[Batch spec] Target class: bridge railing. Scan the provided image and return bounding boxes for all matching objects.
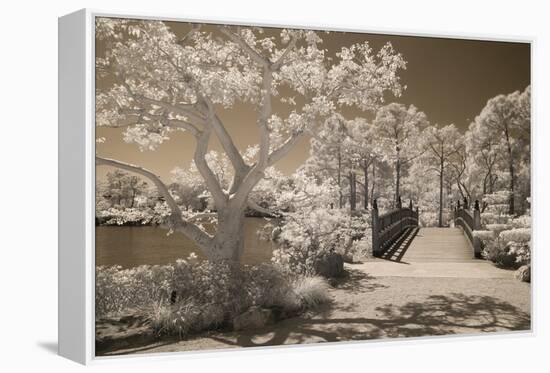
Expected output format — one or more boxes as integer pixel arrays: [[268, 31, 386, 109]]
[[454, 198, 482, 257], [372, 198, 419, 256]]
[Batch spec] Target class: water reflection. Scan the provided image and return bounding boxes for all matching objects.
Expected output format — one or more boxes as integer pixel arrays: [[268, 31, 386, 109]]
[[95, 217, 275, 268]]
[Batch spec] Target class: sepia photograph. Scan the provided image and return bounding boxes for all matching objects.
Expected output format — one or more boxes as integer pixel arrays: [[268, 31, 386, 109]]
[[93, 16, 531, 356]]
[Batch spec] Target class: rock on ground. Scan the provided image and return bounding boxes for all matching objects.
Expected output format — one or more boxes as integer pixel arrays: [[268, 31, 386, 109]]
[[314, 252, 345, 278], [515, 265, 531, 282], [233, 306, 275, 331]]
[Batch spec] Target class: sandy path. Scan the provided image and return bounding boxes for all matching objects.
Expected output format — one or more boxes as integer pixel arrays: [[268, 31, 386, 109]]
[[101, 262, 531, 356]]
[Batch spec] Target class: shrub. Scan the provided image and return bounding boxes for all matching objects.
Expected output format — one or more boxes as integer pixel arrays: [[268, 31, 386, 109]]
[[292, 276, 331, 309], [419, 211, 438, 228], [476, 194, 532, 269], [485, 224, 510, 236], [97, 202, 171, 225], [511, 215, 531, 229], [272, 208, 369, 275], [481, 191, 513, 225], [347, 235, 372, 261], [245, 263, 299, 310], [500, 228, 531, 264], [170, 259, 249, 318], [148, 300, 196, 337], [476, 225, 531, 269], [499, 228, 530, 243], [473, 230, 494, 242], [481, 240, 519, 268], [95, 264, 173, 317]]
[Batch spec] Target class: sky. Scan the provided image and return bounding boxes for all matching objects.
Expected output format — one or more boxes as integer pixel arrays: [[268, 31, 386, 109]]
[[96, 19, 530, 182]]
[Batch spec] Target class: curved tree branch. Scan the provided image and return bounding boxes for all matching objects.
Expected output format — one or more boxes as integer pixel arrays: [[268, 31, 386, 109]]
[[219, 27, 269, 67], [96, 156, 181, 217], [96, 156, 215, 253], [268, 131, 307, 166], [272, 33, 299, 70], [123, 110, 201, 137], [247, 199, 281, 218]]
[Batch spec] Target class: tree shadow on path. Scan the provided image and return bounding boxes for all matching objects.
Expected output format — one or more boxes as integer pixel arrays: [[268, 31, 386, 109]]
[[209, 293, 530, 348], [332, 269, 389, 295]]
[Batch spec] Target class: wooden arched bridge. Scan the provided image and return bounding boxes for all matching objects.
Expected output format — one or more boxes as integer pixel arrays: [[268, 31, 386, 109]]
[[371, 198, 483, 263]]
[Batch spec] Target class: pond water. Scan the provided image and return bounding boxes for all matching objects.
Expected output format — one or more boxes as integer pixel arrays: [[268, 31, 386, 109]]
[[95, 218, 276, 268]]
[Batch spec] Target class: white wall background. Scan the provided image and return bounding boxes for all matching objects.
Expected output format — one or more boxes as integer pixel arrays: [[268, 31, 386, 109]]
[[0, 0, 548, 371]]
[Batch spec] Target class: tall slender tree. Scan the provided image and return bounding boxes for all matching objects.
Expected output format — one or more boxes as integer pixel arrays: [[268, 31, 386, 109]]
[[473, 86, 531, 215], [423, 124, 461, 227], [373, 103, 428, 205]]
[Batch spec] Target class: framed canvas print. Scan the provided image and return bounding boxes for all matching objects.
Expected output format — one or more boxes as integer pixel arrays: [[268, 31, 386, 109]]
[[58, 9, 532, 365]]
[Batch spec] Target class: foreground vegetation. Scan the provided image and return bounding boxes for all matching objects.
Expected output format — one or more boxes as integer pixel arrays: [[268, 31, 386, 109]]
[[96, 257, 331, 338]]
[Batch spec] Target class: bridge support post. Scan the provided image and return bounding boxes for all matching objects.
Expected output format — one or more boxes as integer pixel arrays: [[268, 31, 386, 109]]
[[473, 200, 481, 230], [372, 199, 380, 256], [473, 200, 482, 258]]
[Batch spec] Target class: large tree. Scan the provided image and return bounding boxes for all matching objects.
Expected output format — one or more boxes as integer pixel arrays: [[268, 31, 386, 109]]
[[345, 118, 379, 210], [422, 124, 461, 227], [305, 114, 351, 208], [95, 19, 406, 262], [473, 86, 530, 215], [373, 103, 428, 205], [465, 120, 504, 204]]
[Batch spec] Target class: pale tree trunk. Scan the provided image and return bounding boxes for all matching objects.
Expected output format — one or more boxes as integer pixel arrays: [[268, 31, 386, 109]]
[[371, 161, 376, 205], [363, 160, 369, 210], [395, 145, 401, 205], [337, 149, 343, 208], [439, 159, 444, 227], [504, 127, 515, 215], [349, 171, 357, 211], [395, 157, 401, 205], [210, 206, 246, 261], [129, 188, 136, 208]]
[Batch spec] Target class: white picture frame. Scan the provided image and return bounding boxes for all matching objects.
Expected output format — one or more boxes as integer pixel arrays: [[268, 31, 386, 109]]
[[58, 8, 533, 365]]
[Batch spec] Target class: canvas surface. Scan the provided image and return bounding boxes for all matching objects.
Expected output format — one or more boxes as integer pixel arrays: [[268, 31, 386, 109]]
[[93, 16, 531, 356]]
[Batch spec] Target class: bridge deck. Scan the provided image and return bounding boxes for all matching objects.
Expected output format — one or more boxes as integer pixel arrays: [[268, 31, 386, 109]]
[[401, 227, 474, 262], [371, 227, 513, 278]]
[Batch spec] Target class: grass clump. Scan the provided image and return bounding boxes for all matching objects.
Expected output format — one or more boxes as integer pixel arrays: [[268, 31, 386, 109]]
[[292, 276, 331, 309]]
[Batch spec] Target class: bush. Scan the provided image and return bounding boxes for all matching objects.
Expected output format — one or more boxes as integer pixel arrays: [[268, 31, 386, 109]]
[[500, 228, 531, 264], [481, 191, 513, 226], [481, 240, 519, 268], [97, 202, 171, 225], [473, 230, 494, 242], [419, 211, 438, 228], [475, 225, 531, 269], [485, 224, 511, 236], [272, 208, 369, 275], [477, 194, 531, 269], [347, 236, 372, 261], [245, 263, 299, 311], [292, 276, 331, 309], [95, 264, 173, 317]]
